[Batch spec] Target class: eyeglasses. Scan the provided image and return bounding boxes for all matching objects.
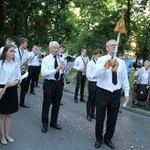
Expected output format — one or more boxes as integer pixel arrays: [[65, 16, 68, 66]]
[[109, 44, 116, 47]]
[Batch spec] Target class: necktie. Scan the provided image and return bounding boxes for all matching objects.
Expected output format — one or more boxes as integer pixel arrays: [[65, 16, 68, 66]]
[[112, 71, 117, 85], [54, 55, 59, 80]]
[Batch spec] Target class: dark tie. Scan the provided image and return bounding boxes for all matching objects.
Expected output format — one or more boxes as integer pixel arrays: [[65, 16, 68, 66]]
[[112, 71, 117, 85], [54, 55, 59, 80]]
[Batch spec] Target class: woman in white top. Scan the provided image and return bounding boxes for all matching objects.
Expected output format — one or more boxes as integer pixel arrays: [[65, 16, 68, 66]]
[[134, 60, 150, 85], [0, 44, 21, 145]]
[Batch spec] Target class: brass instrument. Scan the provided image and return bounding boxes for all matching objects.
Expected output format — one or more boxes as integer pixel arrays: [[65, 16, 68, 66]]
[[57, 54, 70, 84], [20, 52, 35, 75]]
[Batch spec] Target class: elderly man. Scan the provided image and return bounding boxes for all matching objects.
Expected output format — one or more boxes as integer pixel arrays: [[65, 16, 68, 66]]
[[94, 39, 130, 149], [41, 41, 64, 133]]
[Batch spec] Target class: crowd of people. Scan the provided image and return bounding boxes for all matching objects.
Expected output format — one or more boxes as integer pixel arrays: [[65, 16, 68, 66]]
[[0, 37, 150, 149]]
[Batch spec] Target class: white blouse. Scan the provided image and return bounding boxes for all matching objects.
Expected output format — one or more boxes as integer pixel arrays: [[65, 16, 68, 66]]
[[0, 60, 21, 84], [141, 68, 149, 84]]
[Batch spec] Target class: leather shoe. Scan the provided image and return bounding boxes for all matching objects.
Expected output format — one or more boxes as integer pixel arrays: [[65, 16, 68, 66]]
[[60, 102, 63, 106], [74, 99, 78, 103], [86, 116, 92, 121], [50, 124, 62, 130], [30, 92, 36, 95], [91, 115, 96, 119], [20, 104, 29, 108], [41, 126, 48, 133], [104, 140, 115, 149], [80, 98, 86, 102], [95, 140, 102, 148]]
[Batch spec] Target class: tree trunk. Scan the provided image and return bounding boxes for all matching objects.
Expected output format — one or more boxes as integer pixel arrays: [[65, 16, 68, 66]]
[[0, 0, 4, 40]]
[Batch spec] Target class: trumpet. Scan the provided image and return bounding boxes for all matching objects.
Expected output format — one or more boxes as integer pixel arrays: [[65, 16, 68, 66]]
[[57, 54, 70, 84]]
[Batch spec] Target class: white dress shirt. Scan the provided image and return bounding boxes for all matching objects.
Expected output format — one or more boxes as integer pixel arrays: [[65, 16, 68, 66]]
[[14, 48, 29, 66], [73, 56, 89, 71], [0, 60, 21, 84], [41, 54, 63, 80], [0, 47, 4, 55], [95, 54, 130, 96], [28, 51, 40, 66], [86, 59, 97, 82]]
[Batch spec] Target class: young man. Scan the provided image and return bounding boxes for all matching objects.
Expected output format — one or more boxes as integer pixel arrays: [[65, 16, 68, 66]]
[[26, 45, 40, 95], [14, 37, 29, 108], [41, 41, 64, 133], [73, 48, 89, 103], [94, 39, 130, 149], [0, 38, 12, 55], [86, 49, 103, 121]]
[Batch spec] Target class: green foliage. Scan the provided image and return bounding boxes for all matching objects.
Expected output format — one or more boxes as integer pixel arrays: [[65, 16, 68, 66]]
[[0, 0, 150, 61]]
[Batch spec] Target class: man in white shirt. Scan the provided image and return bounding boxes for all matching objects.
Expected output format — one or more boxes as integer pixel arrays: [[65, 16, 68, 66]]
[[26, 45, 40, 95], [14, 37, 29, 108], [86, 49, 103, 121], [94, 39, 130, 149], [0, 38, 12, 55], [73, 48, 89, 103], [41, 41, 64, 133]]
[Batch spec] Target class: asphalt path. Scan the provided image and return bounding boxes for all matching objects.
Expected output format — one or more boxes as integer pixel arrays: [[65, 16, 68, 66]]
[[0, 85, 150, 150]]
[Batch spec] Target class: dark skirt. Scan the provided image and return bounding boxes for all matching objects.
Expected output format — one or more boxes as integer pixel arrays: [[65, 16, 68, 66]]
[[0, 84, 18, 114]]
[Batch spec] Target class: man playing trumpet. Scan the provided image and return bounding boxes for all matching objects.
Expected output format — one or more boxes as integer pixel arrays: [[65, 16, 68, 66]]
[[94, 39, 130, 149], [41, 41, 64, 133]]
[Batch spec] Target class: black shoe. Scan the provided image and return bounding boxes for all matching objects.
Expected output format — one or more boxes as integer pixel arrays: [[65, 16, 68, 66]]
[[104, 140, 115, 149], [80, 99, 86, 102], [95, 140, 102, 148], [50, 124, 62, 130], [30, 92, 36, 95], [119, 110, 122, 113], [86, 116, 92, 122], [91, 115, 96, 119], [74, 99, 78, 103], [41, 126, 48, 133], [20, 104, 29, 108], [60, 102, 63, 106]]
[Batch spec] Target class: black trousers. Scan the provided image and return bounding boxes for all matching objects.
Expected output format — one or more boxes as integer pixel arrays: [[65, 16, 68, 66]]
[[35, 65, 41, 86], [74, 71, 86, 100], [26, 66, 39, 93], [41, 78, 64, 126], [95, 87, 121, 142], [86, 81, 97, 117], [20, 77, 27, 105]]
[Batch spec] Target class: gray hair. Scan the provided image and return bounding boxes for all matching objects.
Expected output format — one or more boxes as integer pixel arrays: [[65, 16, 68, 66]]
[[49, 41, 59, 49], [144, 60, 150, 66], [106, 39, 116, 50]]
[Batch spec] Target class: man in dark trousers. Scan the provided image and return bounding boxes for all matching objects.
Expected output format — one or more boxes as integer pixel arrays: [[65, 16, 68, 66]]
[[41, 41, 64, 133], [14, 37, 29, 108], [26, 45, 40, 95], [86, 49, 103, 121], [94, 39, 130, 149], [73, 48, 89, 103]]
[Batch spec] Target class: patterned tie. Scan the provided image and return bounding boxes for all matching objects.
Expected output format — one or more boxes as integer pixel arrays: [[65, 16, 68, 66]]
[[54, 55, 59, 80]]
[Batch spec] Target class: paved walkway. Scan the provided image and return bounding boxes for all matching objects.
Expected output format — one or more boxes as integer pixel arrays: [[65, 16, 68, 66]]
[[0, 83, 150, 150]]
